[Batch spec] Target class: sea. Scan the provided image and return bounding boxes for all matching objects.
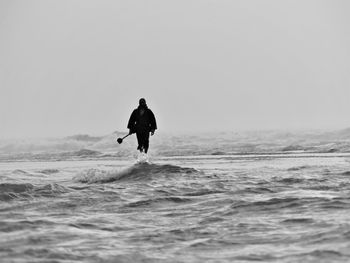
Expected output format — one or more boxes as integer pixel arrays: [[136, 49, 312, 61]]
[[1, 130, 350, 262]]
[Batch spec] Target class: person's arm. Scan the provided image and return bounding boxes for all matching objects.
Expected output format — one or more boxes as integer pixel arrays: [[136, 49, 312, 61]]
[[127, 110, 136, 134], [149, 109, 157, 135]]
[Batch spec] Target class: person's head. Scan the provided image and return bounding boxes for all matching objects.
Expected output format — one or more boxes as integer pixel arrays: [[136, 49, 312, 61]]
[[139, 98, 147, 107]]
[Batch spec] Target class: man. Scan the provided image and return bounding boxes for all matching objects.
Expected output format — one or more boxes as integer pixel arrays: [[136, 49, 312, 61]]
[[127, 98, 157, 153]]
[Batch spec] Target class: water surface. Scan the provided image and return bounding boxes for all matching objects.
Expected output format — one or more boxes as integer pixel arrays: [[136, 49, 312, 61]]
[[1, 154, 350, 262]]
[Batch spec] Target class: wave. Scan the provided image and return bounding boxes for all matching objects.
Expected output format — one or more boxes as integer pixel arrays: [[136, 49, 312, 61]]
[[319, 197, 350, 209], [211, 151, 228, 155], [0, 219, 56, 233], [11, 169, 52, 178], [73, 149, 101, 157], [229, 197, 333, 213], [276, 177, 305, 184], [33, 183, 69, 197], [281, 218, 314, 224], [12, 169, 30, 175], [281, 144, 309, 152], [239, 187, 276, 194], [279, 249, 345, 262], [123, 196, 192, 208], [38, 169, 60, 175], [225, 196, 350, 215], [0, 183, 34, 193], [0, 183, 34, 201], [0, 183, 69, 201], [305, 185, 335, 191], [73, 163, 198, 184], [183, 189, 224, 196], [287, 165, 312, 171], [232, 197, 303, 210]]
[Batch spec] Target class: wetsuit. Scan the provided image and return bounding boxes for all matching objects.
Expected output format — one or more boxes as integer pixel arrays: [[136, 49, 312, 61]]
[[127, 105, 157, 153]]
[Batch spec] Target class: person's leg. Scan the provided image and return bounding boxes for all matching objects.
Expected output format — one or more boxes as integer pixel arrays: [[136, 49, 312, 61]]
[[143, 132, 150, 153], [136, 133, 143, 152], [137, 131, 149, 153]]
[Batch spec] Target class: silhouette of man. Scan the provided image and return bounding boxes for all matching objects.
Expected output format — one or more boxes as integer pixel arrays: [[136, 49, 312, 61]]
[[127, 98, 157, 153]]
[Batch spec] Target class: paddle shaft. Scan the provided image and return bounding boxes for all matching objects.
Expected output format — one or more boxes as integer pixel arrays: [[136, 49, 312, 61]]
[[122, 134, 130, 140]]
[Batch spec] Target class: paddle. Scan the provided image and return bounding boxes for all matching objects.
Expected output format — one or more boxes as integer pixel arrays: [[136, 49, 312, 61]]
[[117, 133, 131, 144]]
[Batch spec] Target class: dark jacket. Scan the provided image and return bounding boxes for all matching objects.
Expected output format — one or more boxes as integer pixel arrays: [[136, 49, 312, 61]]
[[127, 106, 157, 134]]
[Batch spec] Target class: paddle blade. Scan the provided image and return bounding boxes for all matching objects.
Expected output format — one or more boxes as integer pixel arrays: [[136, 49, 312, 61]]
[[117, 138, 123, 144]]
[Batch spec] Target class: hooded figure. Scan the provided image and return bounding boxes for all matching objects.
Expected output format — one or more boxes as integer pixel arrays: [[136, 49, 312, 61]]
[[127, 98, 157, 153]]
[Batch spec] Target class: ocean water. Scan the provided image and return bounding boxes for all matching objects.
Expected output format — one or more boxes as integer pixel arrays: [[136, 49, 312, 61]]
[[1, 152, 350, 262]]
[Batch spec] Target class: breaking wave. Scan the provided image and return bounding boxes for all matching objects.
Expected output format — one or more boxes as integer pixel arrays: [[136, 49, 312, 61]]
[[73, 163, 198, 184]]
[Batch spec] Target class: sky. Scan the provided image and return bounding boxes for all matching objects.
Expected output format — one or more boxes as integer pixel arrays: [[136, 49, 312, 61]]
[[0, 0, 350, 138]]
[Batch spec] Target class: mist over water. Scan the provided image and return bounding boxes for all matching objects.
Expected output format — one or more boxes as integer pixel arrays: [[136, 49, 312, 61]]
[[1, 131, 350, 262], [1, 128, 350, 161]]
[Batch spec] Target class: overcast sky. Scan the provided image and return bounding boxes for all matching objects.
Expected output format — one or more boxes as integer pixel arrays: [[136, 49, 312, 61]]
[[1, 0, 349, 138]]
